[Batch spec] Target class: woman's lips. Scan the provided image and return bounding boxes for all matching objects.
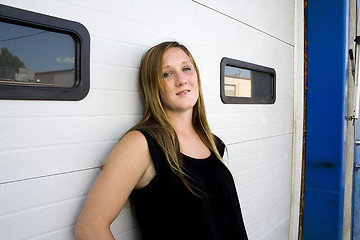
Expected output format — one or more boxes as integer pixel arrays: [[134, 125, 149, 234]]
[[176, 89, 190, 95]]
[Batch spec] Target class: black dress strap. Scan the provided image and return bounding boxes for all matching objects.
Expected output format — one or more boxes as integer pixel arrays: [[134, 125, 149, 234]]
[[137, 129, 167, 176], [214, 134, 225, 157]]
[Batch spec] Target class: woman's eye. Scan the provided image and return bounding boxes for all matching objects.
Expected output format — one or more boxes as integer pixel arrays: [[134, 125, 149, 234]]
[[183, 67, 191, 72], [163, 72, 171, 78]]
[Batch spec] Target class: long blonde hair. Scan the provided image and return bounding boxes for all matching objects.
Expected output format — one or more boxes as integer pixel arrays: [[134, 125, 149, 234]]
[[130, 41, 222, 195]]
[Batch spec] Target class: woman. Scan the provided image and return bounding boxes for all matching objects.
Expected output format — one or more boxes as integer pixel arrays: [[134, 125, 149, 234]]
[[75, 41, 248, 240]]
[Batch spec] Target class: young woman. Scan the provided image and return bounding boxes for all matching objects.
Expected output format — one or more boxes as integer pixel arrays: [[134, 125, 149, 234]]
[[75, 41, 248, 240]]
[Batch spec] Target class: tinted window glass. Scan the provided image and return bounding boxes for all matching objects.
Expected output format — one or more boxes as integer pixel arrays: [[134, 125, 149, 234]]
[[224, 65, 251, 98], [0, 3, 90, 101], [0, 21, 75, 88], [221, 58, 276, 104]]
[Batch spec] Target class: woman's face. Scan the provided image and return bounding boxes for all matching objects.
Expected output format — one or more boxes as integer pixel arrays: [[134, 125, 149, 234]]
[[160, 47, 199, 114]]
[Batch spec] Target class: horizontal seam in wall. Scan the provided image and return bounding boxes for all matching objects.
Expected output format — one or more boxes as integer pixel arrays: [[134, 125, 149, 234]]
[[208, 109, 296, 114], [0, 167, 100, 186], [0, 195, 86, 220], [91, 35, 148, 49], [90, 59, 139, 69], [237, 165, 290, 194], [26, 225, 75, 240], [240, 177, 291, 204], [243, 186, 291, 217], [91, 61, 139, 70], [0, 139, 119, 153], [229, 143, 292, 163], [226, 132, 292, 145], [232, 154, 290, 178], [249, 210, 291, 238], [0, 113, 142, 121], [88, 88, 139, 92], [217, 123, 293, 131], [191, 0, 294, 47], [264, 215, 291, 237]]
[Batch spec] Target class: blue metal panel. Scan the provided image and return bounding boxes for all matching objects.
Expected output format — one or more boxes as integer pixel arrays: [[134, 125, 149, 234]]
[[304, 0, 349, 239], [353, 2, 360, 238]]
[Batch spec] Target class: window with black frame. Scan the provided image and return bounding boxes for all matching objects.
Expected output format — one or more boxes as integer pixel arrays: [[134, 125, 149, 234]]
[[0, 4, 90, 100], [220, 57, 276, 104]]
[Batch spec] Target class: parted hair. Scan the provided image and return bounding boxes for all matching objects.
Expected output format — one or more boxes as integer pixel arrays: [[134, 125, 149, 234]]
[[130, 41, 223, 195]]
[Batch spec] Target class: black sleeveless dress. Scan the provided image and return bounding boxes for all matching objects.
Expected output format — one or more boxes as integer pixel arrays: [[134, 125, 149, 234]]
[[131, 130, 248, 240]]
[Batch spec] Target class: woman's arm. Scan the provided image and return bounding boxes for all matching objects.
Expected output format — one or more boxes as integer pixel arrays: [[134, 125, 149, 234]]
[[74, 130, 152, 239]]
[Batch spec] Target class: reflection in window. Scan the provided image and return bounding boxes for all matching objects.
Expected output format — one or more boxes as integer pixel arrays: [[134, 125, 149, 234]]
[[221, 58, 276, 104], [224, 65, 251, 98], [0, 21, 75, 88]]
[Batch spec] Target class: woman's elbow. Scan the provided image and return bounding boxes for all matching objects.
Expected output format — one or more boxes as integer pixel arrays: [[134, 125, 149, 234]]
[[74, 222, 87, 240], [74, 221, 97, 240], [74, 221, 113, 240]]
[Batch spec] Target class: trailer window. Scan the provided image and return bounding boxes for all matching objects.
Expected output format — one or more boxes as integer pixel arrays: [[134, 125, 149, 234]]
[[0, 4, 90, 100], [220, 58, 276, 104]]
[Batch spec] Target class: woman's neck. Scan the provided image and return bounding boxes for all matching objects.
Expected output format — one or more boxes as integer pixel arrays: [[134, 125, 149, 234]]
[[165, 108, 194, 134], [166, 108, 210, 158]]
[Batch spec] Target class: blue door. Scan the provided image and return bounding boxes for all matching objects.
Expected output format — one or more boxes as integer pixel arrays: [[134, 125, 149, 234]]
[[302, 1, 348, 238], [353, 2, 360, 238]]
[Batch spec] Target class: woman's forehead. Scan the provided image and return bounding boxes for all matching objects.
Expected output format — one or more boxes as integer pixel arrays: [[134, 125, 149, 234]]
[[162, 48, 192, 67]]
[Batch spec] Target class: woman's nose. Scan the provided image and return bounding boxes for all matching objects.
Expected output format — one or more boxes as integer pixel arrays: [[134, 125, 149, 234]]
[[175, 71, 187, 86]]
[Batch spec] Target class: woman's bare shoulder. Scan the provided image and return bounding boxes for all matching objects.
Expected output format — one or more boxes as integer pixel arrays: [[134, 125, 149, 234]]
[[117, 130, 147, 151], [102, 130, 150, 169], [121, 130, 147, 144]]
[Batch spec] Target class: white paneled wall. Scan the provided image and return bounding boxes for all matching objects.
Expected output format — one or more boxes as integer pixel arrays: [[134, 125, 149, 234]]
[[0, 0, 301, 239]]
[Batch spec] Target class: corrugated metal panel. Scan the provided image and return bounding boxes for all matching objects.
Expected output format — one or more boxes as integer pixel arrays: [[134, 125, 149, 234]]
[[0, 0, 299, 239]]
